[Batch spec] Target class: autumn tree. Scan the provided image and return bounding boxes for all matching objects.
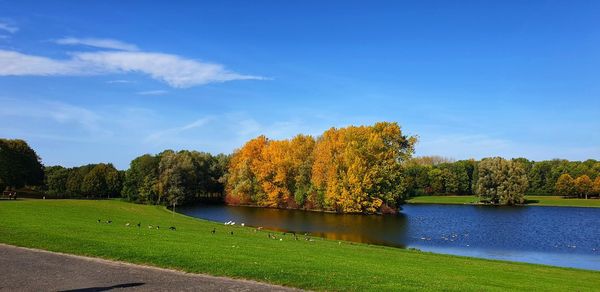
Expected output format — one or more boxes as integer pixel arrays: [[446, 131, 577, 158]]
[[226, 122, 415, 214], [476, 157, 528, 205], [593, 176, 600, 197], [226, 136, 269, 205], [555, 173, 575, 197], [574, 175, 593, 199]]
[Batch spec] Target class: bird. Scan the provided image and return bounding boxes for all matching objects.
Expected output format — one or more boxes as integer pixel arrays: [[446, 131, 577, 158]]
[[97, 219, 101, 223], [107, 220, 112, 224], [136, 222, 141, 228], [125, 223, 130, 227], [230, 231, 234, 235], [241, 223, 245, 227], [169, 226, 176, 231], [156, 226, 160, 230], [148, 225, 153, 229], [211, 228, 216, 234]]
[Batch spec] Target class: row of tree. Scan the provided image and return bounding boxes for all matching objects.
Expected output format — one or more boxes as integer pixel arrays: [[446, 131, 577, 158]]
[[121, 150, 228, 205], [225, 122, 417, 213], [403, 157, 600, 197], [41, 151, 228, 206], [2, 132, 598, 212], [555, 174, 600, 199], [45, 164, 122, 198]]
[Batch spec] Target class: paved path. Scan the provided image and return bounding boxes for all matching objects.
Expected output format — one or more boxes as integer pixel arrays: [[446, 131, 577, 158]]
[[0, 244, 300, 291]]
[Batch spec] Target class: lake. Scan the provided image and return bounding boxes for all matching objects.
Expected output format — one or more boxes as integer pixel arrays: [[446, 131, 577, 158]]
[[179, 203, 600, 270]]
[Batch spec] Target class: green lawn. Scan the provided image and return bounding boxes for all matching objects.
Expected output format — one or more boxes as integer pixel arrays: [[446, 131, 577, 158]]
[[1, 200, 599, 291], [406, 195, 600, 208]]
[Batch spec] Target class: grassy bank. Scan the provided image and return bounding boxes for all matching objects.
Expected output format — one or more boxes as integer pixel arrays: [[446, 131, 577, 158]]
[[0, 200, 599, 291], [406, 195, 600, 208]]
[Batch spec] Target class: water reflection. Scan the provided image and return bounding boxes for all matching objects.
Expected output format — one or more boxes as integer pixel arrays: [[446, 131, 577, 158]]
[[179, 204, 600, 270], [180, 204, 409, 247]]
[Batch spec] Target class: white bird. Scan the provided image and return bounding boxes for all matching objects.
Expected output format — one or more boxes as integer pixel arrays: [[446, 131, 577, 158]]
[[241, 223, 245, 227]]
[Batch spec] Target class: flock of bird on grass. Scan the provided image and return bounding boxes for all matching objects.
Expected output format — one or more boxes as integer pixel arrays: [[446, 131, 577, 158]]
[[95, 218, 316, 241], [97, 219, 176, 230]]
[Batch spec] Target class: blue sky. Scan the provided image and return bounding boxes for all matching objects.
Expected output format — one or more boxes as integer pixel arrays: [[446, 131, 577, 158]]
[[1, 1, 599, 169]]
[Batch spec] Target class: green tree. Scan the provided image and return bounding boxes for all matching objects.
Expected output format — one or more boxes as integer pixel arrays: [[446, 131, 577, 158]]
[[476, 157, 528, 205], [44, 166, 69, 197], [123, 154, 159, 203], [81, 163, 121, 198], [0, 139, 44, 190]]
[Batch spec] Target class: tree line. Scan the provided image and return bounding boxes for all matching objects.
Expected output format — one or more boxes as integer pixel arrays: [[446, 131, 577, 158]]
[[45, 150, 228, 206], [2, 129, 599, 213], [403, 156, 600, 198]]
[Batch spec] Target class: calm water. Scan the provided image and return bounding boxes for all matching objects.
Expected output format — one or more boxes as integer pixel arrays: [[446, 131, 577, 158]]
[[179, 204, 600, 270]]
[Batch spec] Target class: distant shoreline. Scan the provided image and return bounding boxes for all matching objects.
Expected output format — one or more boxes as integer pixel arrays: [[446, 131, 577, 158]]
[[406, 195, 600, 208]]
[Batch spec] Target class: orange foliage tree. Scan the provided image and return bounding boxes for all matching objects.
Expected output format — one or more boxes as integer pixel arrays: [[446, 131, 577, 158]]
[[226, 122, 416, 214]]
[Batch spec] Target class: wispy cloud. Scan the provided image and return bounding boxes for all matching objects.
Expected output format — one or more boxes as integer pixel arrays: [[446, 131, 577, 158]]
[[107, 79, 135, 84], [145, 117, 215, 142], [0, 98, 106, 135], [137, 90, 168, 95], [0, 39, 265, 88], [55, 37, 139, 51], [0, 50, 85, 75], [0, 21, 18, 34]]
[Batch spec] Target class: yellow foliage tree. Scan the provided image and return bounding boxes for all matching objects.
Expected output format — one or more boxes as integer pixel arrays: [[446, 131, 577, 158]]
[[574, 175, 593, 199], [226, 122, 416, 214]]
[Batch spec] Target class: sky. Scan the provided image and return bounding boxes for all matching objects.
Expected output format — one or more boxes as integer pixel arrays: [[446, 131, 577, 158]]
[[0, 0, 599, 169]]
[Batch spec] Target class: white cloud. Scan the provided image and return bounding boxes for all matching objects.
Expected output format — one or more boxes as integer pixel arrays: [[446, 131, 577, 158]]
[[107, 79, 134, 84], [0, 21, 18, 34], [0, 45, 264, 88], [137, 90, 168, 95], [73, 51, 264, 88], [55, 37, 139, 51], [0, 50, 84, 75]]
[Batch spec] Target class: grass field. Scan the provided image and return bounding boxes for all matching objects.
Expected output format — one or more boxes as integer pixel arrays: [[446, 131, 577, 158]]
[[406, 195, 600, 208], [1, 200, 599, 291]]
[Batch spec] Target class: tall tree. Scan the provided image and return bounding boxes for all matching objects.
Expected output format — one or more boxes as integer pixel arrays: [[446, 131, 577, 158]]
[[555, 174, 575, 197], [593, 176, 600, 197], [81, 163, 121, 198], [476, 157, 528, 205], [574, 175, 593, 199], [44, 166, 69, 197], [0, 139, 44, 190]]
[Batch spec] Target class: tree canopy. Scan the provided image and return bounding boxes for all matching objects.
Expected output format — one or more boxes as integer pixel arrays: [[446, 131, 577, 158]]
[[475, 157, 528, 205], [0, 139, 44, 190], [226, 122, 416, 213]]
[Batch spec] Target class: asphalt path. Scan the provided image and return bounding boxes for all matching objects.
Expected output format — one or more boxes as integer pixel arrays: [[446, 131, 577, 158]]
[[0, 244, 300, 291]]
